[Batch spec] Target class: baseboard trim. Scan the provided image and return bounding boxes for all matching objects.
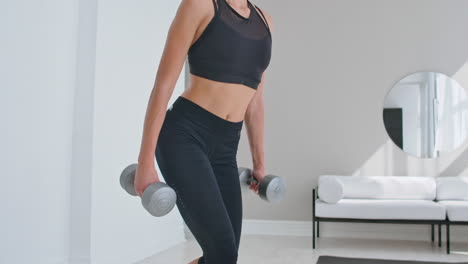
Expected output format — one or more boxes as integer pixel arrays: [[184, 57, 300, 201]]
[[241, 219, 468, 243], [184, 218, 468, 242]]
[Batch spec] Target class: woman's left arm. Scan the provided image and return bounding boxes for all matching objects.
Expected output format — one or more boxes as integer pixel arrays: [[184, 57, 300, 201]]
[[243, 8, 274, 193], [244, 72, 267, 192]]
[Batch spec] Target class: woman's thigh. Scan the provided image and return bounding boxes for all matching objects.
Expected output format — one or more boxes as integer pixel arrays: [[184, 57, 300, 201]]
[[155, 119, 237, 256], [211, 163, 243, 250]]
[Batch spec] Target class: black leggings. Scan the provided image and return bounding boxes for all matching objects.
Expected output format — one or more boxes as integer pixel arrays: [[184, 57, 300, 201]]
[[155, 96, 243, 264]]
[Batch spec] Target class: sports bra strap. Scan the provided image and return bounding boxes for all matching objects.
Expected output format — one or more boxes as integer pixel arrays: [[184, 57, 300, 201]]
[[254, 4, 269, 30], [212, 0, 219, 14]]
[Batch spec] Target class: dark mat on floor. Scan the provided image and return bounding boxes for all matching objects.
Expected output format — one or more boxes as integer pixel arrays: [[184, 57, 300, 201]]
[[317, 255, 468, 264]]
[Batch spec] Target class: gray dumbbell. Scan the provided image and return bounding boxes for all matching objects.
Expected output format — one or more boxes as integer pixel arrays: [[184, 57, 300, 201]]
[[238, 167, 286, 203], [120, 163, 177, 217]]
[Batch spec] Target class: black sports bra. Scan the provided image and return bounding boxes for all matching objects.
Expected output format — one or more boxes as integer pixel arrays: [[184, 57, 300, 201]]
[[187, 0, 272, 90]]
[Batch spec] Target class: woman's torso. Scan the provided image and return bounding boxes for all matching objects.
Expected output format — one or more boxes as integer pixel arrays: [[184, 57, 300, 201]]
[[181, 0, 271, 123], [181, 75, 255, 122]]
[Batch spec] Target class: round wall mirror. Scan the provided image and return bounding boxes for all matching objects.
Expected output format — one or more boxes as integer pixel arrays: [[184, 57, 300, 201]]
[[382, 71, 468, 159]]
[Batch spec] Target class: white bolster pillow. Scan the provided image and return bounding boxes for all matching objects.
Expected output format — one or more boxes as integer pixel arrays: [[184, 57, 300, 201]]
[[437, 176, 468, 200], [318, 175, 436, 200], [318, 176, 344, 204]]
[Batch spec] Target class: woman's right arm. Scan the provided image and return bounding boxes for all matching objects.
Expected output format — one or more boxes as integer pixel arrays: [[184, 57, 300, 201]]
[[134, 0, 210, 196]]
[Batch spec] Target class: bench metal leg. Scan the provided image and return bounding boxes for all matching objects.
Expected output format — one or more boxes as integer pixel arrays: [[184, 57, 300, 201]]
[[312, 189, 316, 249], [317, 220, 320, 238], [312, 218, 315, 249], [431, 224, 434, 242], [438, 223, 442, 247], [446, 222, 450, 254]]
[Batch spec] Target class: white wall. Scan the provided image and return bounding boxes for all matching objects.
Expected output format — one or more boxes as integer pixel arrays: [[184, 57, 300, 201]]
[[2, 0, 186, 263], [239, 0, 468, 223], [88, 0, 186, 263], [1, 0, 78, 263], [69, 0, 96, 262]]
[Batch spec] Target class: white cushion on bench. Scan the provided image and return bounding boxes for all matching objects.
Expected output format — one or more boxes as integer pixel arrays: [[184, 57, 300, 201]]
[[319, 175, 436, 200], [436, 176, 468, 201], [316, 199, 446, 220], [438, 201, 468, 221]]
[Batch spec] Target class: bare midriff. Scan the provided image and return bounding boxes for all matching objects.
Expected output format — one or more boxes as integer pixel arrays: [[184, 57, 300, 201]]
[[180, 73, 257, 123]]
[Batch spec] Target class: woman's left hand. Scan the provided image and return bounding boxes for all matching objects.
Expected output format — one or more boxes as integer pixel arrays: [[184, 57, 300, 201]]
[[249, 168, 266, 194]]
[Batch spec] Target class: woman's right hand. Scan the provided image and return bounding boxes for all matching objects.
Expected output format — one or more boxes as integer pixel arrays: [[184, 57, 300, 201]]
[[134, 163, 159, 197]]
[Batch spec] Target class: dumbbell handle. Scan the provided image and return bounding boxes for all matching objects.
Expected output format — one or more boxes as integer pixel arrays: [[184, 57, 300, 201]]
[[246, 175, 259, 185], [240, 167, 272, 187]]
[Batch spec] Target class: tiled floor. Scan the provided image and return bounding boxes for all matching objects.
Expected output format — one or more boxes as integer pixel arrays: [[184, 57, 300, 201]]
[[137, 235, 468, 264]]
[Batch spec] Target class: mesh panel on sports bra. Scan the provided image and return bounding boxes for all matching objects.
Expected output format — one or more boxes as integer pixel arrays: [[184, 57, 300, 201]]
[[216, 0, 270, 40], [187, 0, 272, 89]]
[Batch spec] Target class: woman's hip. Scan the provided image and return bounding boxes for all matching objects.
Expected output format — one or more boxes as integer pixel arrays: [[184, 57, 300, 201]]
[[160, 96, 243, 150]]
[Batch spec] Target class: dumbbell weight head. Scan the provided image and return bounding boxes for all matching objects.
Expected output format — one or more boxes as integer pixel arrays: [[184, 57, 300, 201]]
[[120, 163, 177, 217], [141, 182, 177, 217], [258, 174, 286, 203], [238, 167, 286, 203], [120, 163, 138, 196], [238, 167, 253, 190]]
